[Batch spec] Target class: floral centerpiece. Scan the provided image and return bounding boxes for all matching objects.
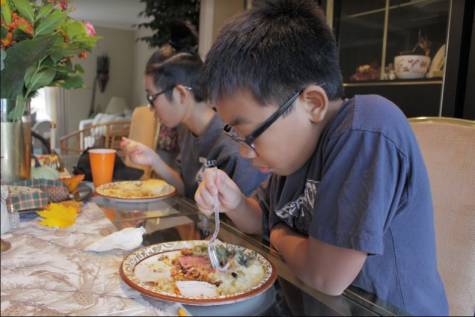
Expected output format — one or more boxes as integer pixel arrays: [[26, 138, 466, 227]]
[[1, 0, 101, 121]]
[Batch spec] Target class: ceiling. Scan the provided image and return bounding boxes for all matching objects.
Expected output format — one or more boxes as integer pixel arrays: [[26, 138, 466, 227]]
[[69, 0, 150, 31]]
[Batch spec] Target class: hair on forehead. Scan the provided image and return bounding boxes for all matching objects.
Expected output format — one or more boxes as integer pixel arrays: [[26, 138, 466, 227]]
[[200, 0, 344, 108]]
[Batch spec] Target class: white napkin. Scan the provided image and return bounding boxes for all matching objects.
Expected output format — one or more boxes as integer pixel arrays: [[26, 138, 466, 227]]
[[85, 227, 146, 252]]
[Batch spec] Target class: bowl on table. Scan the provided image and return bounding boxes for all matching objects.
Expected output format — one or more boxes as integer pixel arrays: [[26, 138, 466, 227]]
[[394, 55, 431, 79]]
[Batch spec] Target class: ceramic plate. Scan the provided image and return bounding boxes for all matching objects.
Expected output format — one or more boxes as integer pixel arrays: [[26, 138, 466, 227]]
[[120, 240, 277, 306], [95, 180, 177, 203]]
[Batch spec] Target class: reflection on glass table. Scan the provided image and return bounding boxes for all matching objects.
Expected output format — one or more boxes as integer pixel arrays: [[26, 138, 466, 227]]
[[91, 194, 409, 316]]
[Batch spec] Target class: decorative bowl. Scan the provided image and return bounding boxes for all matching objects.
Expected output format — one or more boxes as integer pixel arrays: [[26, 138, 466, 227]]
[[394, 55, 431, 79]]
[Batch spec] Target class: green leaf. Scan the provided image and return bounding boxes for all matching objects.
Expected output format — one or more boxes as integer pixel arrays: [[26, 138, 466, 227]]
[[1, 24, 8, 40], [63, 19, 86, 39], [11, 26, 33, 42], [43, 64, 76, 74], [12, 0, 35, 25], [24, 65, 36, 87], [51, 42, 85, 58], [35, 9, 67, 36], [53, 75, 84, 90], [2, 3, 12, 26], [74, 63, 84, 74], [36, 3, 55, 20], [27, 68, 56, 93], [0, 33, 59, 98], [70, 35, 102, 51]]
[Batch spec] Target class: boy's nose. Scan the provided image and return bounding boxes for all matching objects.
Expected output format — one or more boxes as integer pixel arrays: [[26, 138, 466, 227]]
[[238, 143, 257, 159]]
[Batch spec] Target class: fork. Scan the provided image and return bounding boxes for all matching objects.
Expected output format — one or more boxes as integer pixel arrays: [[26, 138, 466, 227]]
[[208, 168, 221, 269]]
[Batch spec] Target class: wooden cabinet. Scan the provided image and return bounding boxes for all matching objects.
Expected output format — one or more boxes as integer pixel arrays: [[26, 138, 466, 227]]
[[322, 0, 474, 119]]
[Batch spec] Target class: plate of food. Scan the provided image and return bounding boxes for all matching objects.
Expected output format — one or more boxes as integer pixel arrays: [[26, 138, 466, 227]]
[[120, 240, 277, 306], [95, 179, 177, 203]]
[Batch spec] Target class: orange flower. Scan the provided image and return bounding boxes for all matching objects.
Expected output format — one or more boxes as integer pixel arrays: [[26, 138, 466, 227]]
[[10, 17, 33, 35], [1, 32, 13, 49], [77, 51, 87, 59]]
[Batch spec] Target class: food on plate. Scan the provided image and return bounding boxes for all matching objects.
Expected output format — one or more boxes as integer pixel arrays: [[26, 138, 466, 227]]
[[141, 179, 172, 196], [133, 244, 266, 298], [58, 174, 85, 192], [96, 180, 175, 199]]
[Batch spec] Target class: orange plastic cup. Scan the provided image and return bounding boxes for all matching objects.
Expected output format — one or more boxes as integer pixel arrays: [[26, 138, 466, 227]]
[[89, 149, 116, 189]]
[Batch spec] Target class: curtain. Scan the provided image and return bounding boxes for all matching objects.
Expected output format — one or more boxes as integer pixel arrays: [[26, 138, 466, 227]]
[[45, 87, 69, 139]]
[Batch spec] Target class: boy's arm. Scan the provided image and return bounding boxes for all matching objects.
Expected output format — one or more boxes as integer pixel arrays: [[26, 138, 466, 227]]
[[223, 196, 263, 234], [195, 169, 263, 234], [150, 157, 185, 195], [271, 223, 367, 296]]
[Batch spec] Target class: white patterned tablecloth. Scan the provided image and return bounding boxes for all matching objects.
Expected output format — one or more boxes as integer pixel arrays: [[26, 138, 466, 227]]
[[0, 202, 185, 316]]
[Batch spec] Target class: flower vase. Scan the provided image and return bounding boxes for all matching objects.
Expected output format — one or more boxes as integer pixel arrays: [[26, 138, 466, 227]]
[[0, 98, 32, 184]]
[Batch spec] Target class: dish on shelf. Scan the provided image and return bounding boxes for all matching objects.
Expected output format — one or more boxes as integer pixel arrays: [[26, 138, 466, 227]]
[[120, 240, 277, 305], [394, 55, 431, 79], [428, 44, 445, 78], [95, 180, 177, 203]]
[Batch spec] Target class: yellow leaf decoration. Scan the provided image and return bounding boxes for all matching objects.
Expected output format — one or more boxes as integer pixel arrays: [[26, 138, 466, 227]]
[[37, 203, 79, 229], [44, 200, 83, 213]]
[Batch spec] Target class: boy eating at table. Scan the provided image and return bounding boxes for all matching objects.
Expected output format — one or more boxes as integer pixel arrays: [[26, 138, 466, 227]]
[[194, 0, 448, 315]]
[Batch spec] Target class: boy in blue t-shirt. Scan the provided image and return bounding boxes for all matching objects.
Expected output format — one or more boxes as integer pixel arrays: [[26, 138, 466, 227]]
[[194, 0, 448, 315]]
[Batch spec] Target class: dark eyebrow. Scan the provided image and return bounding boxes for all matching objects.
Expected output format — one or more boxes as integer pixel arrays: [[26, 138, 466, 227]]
[[228, 116, 253, 127]]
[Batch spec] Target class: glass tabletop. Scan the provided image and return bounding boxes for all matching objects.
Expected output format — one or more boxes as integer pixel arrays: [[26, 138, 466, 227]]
[[90, 193, 409, 316]]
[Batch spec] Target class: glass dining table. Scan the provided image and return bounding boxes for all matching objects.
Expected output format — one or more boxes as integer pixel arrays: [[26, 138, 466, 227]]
[[90, 191, 409, 316], [2, 155, 409, 316]]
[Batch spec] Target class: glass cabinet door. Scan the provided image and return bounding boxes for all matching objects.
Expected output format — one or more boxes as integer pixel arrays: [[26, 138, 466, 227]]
[[333, 0, 451, 118]]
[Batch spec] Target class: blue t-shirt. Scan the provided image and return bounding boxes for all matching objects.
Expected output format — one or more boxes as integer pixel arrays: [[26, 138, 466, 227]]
[[254, 95, 448, 316]]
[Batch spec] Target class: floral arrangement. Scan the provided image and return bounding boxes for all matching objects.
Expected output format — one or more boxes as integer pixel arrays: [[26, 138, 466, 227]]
[[1, 0, 101, 121]]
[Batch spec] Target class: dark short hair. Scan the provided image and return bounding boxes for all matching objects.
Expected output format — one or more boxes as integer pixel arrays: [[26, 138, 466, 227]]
[[200, 0, 344, 109], [145, 20, 204, 102]]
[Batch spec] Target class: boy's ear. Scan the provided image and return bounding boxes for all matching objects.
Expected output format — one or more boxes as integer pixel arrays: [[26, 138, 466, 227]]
[[176, 85, 190, 103], [302, 85, 328, 123]]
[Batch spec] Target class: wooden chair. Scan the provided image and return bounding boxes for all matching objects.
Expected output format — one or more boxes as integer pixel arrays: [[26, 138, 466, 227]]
[[408, 117, 475, 316], [60, 120, 131, 159], [124, 106, 160, 179]]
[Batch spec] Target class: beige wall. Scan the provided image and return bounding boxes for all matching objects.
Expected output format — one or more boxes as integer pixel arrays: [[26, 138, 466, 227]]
[[133, 27, 157, 109], [67, 26, 135, 135]]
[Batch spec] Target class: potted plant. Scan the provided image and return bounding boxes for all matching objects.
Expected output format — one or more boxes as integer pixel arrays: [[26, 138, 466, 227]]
[[1, 0, 101, 183]]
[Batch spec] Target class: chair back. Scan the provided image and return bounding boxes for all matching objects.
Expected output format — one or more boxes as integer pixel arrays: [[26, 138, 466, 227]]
[[125, 106, 160, 179], [408, 117, 475, 316]]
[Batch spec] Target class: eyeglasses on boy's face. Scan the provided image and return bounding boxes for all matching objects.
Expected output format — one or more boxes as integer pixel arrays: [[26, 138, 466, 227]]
[[147, 86, 192, 109], [223, 83, 325, 153]]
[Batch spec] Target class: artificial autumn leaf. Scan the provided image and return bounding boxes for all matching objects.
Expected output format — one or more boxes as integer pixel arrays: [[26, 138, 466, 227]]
[[57, 174, 85, 192], [44, 200, 83, 213], [37, 203, 78, 229]]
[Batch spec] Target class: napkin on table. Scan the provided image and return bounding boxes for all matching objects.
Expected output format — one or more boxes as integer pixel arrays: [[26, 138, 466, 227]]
[[85, 227, 146, 252]]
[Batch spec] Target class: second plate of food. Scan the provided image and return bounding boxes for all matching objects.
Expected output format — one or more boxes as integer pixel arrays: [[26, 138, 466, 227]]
[[95, 179, 177, 203], [120, 240, 277, 305]]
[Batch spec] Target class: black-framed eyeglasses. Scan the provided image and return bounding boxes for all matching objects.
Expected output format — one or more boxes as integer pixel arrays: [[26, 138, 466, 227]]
[[223, 83, 325, 152], [147, 86, 192, 108]]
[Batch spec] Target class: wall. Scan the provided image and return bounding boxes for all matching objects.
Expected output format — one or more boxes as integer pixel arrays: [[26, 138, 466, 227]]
[[67, 26, 135, 135], [132, 27, 157, 109]]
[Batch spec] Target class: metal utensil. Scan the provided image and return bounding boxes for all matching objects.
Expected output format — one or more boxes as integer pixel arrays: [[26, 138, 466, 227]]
[[208, 168, 221, 269], [1, 238, 11, 253]]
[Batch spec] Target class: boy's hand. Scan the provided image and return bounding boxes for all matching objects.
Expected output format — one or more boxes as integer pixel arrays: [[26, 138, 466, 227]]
[[120, 137, 157, 166], [195, 168, 244, 216]]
